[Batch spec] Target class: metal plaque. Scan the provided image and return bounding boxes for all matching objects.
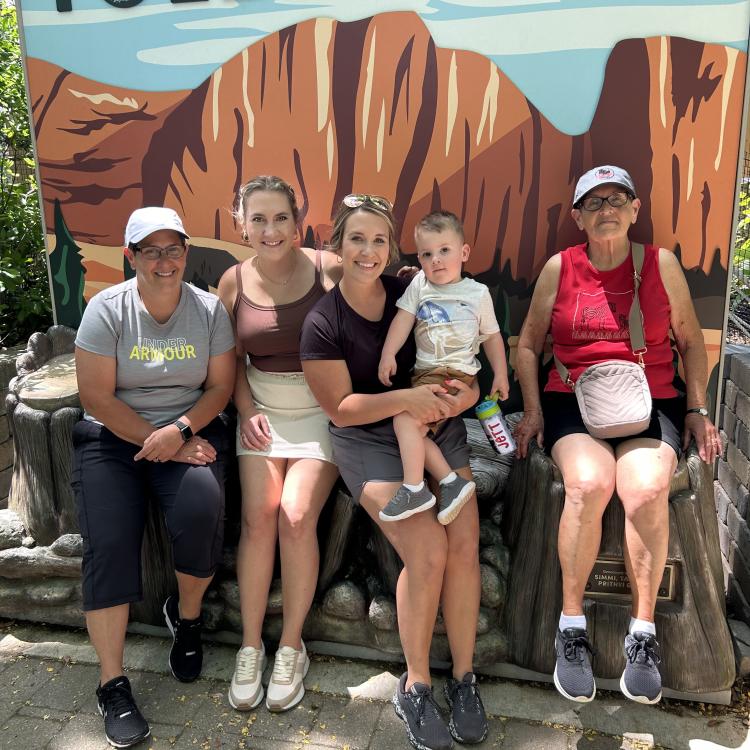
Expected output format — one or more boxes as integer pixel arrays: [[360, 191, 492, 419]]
[[585, 558, 677, 601]]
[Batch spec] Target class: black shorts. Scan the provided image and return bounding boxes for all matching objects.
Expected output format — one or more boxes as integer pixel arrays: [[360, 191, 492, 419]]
[[72, 416, 230, 611], [542, 392, 685, 458]]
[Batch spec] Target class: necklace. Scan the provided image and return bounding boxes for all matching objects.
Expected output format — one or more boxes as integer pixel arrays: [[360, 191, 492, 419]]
[[255, 250, 298, 286]]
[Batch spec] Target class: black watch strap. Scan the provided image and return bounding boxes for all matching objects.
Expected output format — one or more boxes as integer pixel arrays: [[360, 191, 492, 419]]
[[174, 419, 193, 441], [686, 407, 709, 417]]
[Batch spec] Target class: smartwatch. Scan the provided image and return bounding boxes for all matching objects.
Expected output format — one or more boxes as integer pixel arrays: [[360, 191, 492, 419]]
[[686, 407, 709, 417], [174, 419, 193, 442]]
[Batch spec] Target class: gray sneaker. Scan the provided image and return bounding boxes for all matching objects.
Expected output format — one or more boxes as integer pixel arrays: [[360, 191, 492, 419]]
[[620, 632, 662, 704], [379, 484, 436, 522], [437, 477, 476, 525], [553, 628, 596, 702]]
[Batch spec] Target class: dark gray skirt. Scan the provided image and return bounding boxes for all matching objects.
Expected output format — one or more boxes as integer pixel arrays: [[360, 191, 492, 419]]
[[330, 417, 471, 504]]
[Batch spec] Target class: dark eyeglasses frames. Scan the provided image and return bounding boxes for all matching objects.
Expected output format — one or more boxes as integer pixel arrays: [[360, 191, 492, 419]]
[[133, 243, 187, 261], [577, 192, 632, 212]]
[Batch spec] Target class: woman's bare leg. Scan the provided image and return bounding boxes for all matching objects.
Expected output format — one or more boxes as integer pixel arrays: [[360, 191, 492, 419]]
[[552, 434, 617, 615], [277, 458, 339, 648], [237, 455, 286, 648], [615, 439, 676, 621], [360, 482, 448, 688], [439, 466, 480, 678], [86, 605, 130, 684]]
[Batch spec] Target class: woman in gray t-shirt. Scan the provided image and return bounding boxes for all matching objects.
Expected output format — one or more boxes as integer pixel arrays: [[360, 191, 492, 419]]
[[72, 207, 235, 749]]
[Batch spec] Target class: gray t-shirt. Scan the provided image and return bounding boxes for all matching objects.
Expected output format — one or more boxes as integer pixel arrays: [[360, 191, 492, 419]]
[[75, 278, 235, 427]]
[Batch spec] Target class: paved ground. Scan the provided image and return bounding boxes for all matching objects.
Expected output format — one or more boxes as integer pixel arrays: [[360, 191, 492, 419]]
[[0, 620, 747, 750]]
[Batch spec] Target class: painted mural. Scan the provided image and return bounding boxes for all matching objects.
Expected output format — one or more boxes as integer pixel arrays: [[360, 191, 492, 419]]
[[15, 0, 750, 407]]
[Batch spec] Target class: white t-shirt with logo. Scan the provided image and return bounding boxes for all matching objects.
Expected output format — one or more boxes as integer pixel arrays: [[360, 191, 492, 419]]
[[75, 278, 235, 427], [396, 271, 500, 375]]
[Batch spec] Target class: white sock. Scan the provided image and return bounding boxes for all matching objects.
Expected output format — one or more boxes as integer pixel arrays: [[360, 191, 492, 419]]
[[440, 472, 458, 485], [559, 613, 586, 632], [403, 481, 424, 492], [629, 617, 656, 636]]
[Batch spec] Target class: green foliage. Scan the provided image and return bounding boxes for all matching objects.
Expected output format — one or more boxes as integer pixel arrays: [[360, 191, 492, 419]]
[[0, 4, 51, 346]]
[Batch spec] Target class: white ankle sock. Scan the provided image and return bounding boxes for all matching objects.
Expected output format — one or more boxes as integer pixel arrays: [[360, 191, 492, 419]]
[[559, 613, 586, 631], [629, 617, 656, 636], [440, 472, 458, 485], [403, 481, 424, 492]]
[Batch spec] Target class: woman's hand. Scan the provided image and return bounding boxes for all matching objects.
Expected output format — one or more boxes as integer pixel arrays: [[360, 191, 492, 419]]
[[405, 384, 451, 424], [239, 410, 272, 451], [134, 424, 184, 462], [683, 412, 722, 463], [438, 378, 480, 417], [514, 409, 544, 459], [172, 436, 217, 465]]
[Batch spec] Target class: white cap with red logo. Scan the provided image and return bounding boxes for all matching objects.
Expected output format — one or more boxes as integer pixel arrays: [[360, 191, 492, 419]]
[[124, 207, 190, 246], [573, 165, 636, 206]]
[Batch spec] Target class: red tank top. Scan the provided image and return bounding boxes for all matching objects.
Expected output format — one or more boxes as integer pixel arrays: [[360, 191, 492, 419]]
[[234, 249, 326, 372], [546, 243, 677, 398]]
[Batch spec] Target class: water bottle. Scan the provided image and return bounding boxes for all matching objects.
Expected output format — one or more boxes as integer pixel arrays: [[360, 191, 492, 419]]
[[475, 396, 516, 455]]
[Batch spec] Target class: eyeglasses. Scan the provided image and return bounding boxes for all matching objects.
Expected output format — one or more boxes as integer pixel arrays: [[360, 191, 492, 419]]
[[134, 243, 187, 261], [577, 191, 632, 212], [343, 194, 393, 212]]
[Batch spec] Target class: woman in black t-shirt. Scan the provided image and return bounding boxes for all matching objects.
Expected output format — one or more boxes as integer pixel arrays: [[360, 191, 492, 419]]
[[300, 195, 487, 750]]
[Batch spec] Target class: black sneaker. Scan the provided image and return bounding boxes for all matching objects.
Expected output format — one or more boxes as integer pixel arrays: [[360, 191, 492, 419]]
[[620, 631, 662, 704], [393, 672, 453, 750], [96, 675, 150, 748], [553, 628, 596, 702], [444, 672, 488, 744], [163, 595, 203, 682]]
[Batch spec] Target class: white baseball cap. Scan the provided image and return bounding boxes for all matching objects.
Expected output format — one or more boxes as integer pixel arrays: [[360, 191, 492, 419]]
[[124, 207, 190, 246], [573, 165, 636, 206]]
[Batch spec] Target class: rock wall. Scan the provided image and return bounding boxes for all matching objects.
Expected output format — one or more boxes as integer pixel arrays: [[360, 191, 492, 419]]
[[716, 345, 750, 621]]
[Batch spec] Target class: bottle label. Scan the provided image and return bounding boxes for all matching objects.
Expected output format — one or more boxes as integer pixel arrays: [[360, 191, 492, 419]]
[[481, 414, 516, 455]]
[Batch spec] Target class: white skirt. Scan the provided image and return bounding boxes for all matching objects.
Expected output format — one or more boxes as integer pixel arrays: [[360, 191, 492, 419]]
[[236, 364, 334, 463]]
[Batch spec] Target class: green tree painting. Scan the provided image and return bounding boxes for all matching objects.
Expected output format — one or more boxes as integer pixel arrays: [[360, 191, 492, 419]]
[[49, 199, 86, 327]]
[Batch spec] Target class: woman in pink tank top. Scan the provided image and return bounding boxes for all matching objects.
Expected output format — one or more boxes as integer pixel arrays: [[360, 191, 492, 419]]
[[217, 176, 342, 714], [514, 166, 721, 707]]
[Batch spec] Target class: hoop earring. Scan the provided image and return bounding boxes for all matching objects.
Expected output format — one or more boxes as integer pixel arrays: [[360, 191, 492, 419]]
[[242, 231, 248, 242], [336, 254, 343, 264]]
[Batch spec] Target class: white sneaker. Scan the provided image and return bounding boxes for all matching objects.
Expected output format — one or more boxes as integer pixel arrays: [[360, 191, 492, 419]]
[[228, 643, 267, 710], [266, 641, 310, 712]]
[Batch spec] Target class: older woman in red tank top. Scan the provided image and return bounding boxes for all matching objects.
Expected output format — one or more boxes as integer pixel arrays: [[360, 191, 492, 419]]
[[514, 166, 721, 707], [218, 176, 341, 714]]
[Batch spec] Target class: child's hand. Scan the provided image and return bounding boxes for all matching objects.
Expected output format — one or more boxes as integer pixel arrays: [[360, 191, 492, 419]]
[[490, 374, 510, 402], [378, 354, 397, 386]]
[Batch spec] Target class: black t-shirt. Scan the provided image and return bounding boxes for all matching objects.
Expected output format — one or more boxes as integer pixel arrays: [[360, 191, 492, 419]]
[[300, 274, 416, 394]]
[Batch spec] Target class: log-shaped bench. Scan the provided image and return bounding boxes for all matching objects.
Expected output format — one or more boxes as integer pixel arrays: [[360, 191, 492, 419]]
[[502, 441, 734, 699], [0, 325, 735, 702]]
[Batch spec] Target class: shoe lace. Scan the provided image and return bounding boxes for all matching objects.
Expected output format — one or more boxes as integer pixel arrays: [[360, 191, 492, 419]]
[[272, 647, 298, 682], [563, 634, 595, 663], [450, 679, 484, 715], [625, 636, 660, 666], [412, 688, 443, 727], [102, 683, 136, 719], [236, 649, 261, 681]]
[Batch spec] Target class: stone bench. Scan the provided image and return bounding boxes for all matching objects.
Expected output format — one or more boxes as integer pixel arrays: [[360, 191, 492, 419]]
[[0, 326, 736, 702]]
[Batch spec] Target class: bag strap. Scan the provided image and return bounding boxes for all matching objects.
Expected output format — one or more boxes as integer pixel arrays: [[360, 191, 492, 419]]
[[554, 241, 647, 388]]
